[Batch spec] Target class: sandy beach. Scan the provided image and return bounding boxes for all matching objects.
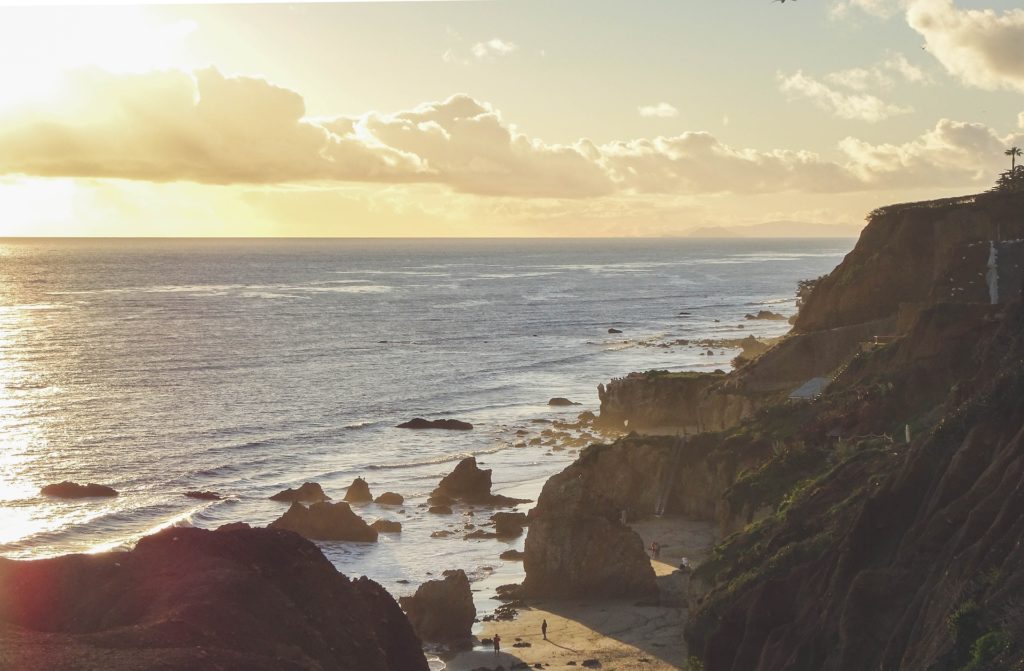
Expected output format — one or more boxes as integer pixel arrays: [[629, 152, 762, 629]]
[[444, 516, 717, 671]]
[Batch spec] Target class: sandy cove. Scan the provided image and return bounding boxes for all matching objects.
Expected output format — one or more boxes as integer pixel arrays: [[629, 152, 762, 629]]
[[444, 516, 716, 671]]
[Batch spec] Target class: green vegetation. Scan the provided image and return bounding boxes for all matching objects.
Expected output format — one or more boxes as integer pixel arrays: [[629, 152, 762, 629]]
[[960, 631, 1010, 671]]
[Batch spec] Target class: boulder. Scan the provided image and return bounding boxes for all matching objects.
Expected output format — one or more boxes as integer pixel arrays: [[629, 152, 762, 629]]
[[607, 328, 623, 334], [744, 310, 787, 321], [269, 502, 378, 542], [430, 457, 530, 506], [499, 549, 525, 561], [396, 418, 473, 431], [548, 397, 580, 406], [464, 530, 498, 539], [344, 477, 373, 503], [375, 491, 405, 505], [491, 512, 528, 538], [371, 519, 402, 533], [523, 456, 657, 599], [399, 569, 475, 643], [0, 525, 427, 670], [429, 505, 453, 515], [184, 490, 221, 500], [269, 482, 329, 503], [40, 481, 118, 498]]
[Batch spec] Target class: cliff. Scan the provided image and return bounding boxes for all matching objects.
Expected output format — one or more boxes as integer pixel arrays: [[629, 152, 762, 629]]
[[526, 191, 1024, 669], [0, 525, 428, 671]]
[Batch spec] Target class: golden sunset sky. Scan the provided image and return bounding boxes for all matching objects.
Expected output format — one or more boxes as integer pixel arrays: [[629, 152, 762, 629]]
[[1, 0, 1022, 236]]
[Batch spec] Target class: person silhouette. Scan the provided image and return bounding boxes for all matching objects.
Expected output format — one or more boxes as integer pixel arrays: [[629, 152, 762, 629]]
[[493, 634, 501, 654], [542, 619, 548, 640]]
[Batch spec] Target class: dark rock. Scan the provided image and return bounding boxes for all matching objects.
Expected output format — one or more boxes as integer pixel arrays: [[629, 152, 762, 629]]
[[744, 310, 787, 321], [343, 477, 373, 503], [523, 448, 657, 599], [399, 569, 475, 643], [0, 525, 426, 670], [269, 502, 378, 542], [397, 418, 473, 431], [513, 641, 532, 648], [582, 660, 601, 668], [40, 481, 118, 498], [491, 512, 528, 538], [375, 491, 405, 505], [431, 530, 453, 538], [430, 457, 530, 506], [607, 328, 623, 334], [269, 482, 329, 503], [184, 490, 221, 500], [495, 584, 523, 601], [548, 397, 580, 406], [499, 549, 526, 561], [429, 505, 453, 515], [371, 519, 402, 533], [465, 530, 498, 540]]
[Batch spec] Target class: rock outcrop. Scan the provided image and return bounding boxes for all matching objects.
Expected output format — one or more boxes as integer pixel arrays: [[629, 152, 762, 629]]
[[491, 511, 528, 538], [371, 519, 402, 533], [523, 446, 658, 599], [184, 490, 222, 500], [375, 491, 405, 505], [269, 481, 329, 503], [269, 501, 378, 542], [397, 418, 473, 430], [430, 457, 529, 506], [40, 482, 118, 498], [344, 477, 373, 503], [399, 569, 476, 644], [0, 525, 427, 670], [548, 397, 580, 406]]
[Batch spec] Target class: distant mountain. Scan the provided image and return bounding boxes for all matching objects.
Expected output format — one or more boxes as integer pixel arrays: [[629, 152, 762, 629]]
[[684, 220, 862, 238]]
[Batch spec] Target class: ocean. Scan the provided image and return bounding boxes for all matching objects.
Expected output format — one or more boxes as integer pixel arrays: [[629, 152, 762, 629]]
[[0, 237, 852, 616]]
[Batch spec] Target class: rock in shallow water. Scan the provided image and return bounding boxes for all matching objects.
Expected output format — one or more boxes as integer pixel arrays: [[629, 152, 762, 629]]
[[430, 457, 530, 506], [269, 501, 378, 542], [0, 525, 427, 670], [399, 569, 475, 644], [344, 477, 373, 503], [396, 417, 474, 430], [40, 481, 118, 498], [184, 490, 222, 500], [375, 491, 405, 505], [269, 481, 329, 503]]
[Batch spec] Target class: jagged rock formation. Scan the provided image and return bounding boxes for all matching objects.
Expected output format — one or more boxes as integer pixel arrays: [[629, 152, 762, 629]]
[[184, 490, 221, 500], [40, 482, 118, 498], [430, 457, 529, 506], [269, 481, 329, 503], [491, 511, 527, 538], [399, 569, 475, 644], [344, 477, 373, 502], [0, 525, 428, 670], [371, 519, 402, 533], [269, 501, 378, 542], [523, 445, 658, 599]]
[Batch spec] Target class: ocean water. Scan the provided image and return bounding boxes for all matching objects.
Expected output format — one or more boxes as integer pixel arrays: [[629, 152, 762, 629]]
[[0, 237, 852, 613]]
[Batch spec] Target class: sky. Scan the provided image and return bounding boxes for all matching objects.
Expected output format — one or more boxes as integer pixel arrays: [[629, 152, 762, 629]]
[[0, 0, 1022, 237]]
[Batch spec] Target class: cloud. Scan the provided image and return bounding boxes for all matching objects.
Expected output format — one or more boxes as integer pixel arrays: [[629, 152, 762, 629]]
[[830, 0, 899, 19], [825, 53, 931, 91], [638, 103, 679, 118], [471, 38, 518, 60], [0, 66, 1018, 199], [907, 0, 1024, 92], [778, 70, 913, 121]]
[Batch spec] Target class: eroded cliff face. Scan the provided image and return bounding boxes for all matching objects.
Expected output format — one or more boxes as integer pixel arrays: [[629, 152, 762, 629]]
[[688, 304, 1024, 671], [795, 191, 1024, 333]]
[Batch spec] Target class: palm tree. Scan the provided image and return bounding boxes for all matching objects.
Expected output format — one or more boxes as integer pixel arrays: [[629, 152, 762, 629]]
[[1005, 146, 1022, 171]]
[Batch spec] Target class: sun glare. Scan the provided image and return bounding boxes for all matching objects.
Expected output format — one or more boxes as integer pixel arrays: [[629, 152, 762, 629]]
[[0, 7, 195, 111]]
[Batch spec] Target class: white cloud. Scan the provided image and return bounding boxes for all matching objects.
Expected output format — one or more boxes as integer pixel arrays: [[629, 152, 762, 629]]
[[830, 0, 899, 20], [471, 38, 518, 60], [0, 66, 1019, 199], [1019, 112, 1024, 129], [638, 103, 679, 118], [825, 53, 931, 91], [779, 70, 913, 122], [907, 0, 1024, 92]]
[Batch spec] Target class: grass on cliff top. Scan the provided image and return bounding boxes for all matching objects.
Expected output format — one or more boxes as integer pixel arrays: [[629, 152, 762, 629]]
[[639, 369, 725, 379]]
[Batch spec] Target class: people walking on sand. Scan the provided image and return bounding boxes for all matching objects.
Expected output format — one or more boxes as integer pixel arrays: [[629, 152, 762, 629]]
[[493, 634, 501, 654], [542, 619, 548, 640]]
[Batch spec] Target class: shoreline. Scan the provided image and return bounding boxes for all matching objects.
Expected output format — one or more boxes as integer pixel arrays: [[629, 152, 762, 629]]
[[444, 515, 718, 670]]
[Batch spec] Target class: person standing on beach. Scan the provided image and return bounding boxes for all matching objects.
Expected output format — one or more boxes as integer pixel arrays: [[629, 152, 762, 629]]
[[542, 619, 548, 640], [493, 634, 501, 654]]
